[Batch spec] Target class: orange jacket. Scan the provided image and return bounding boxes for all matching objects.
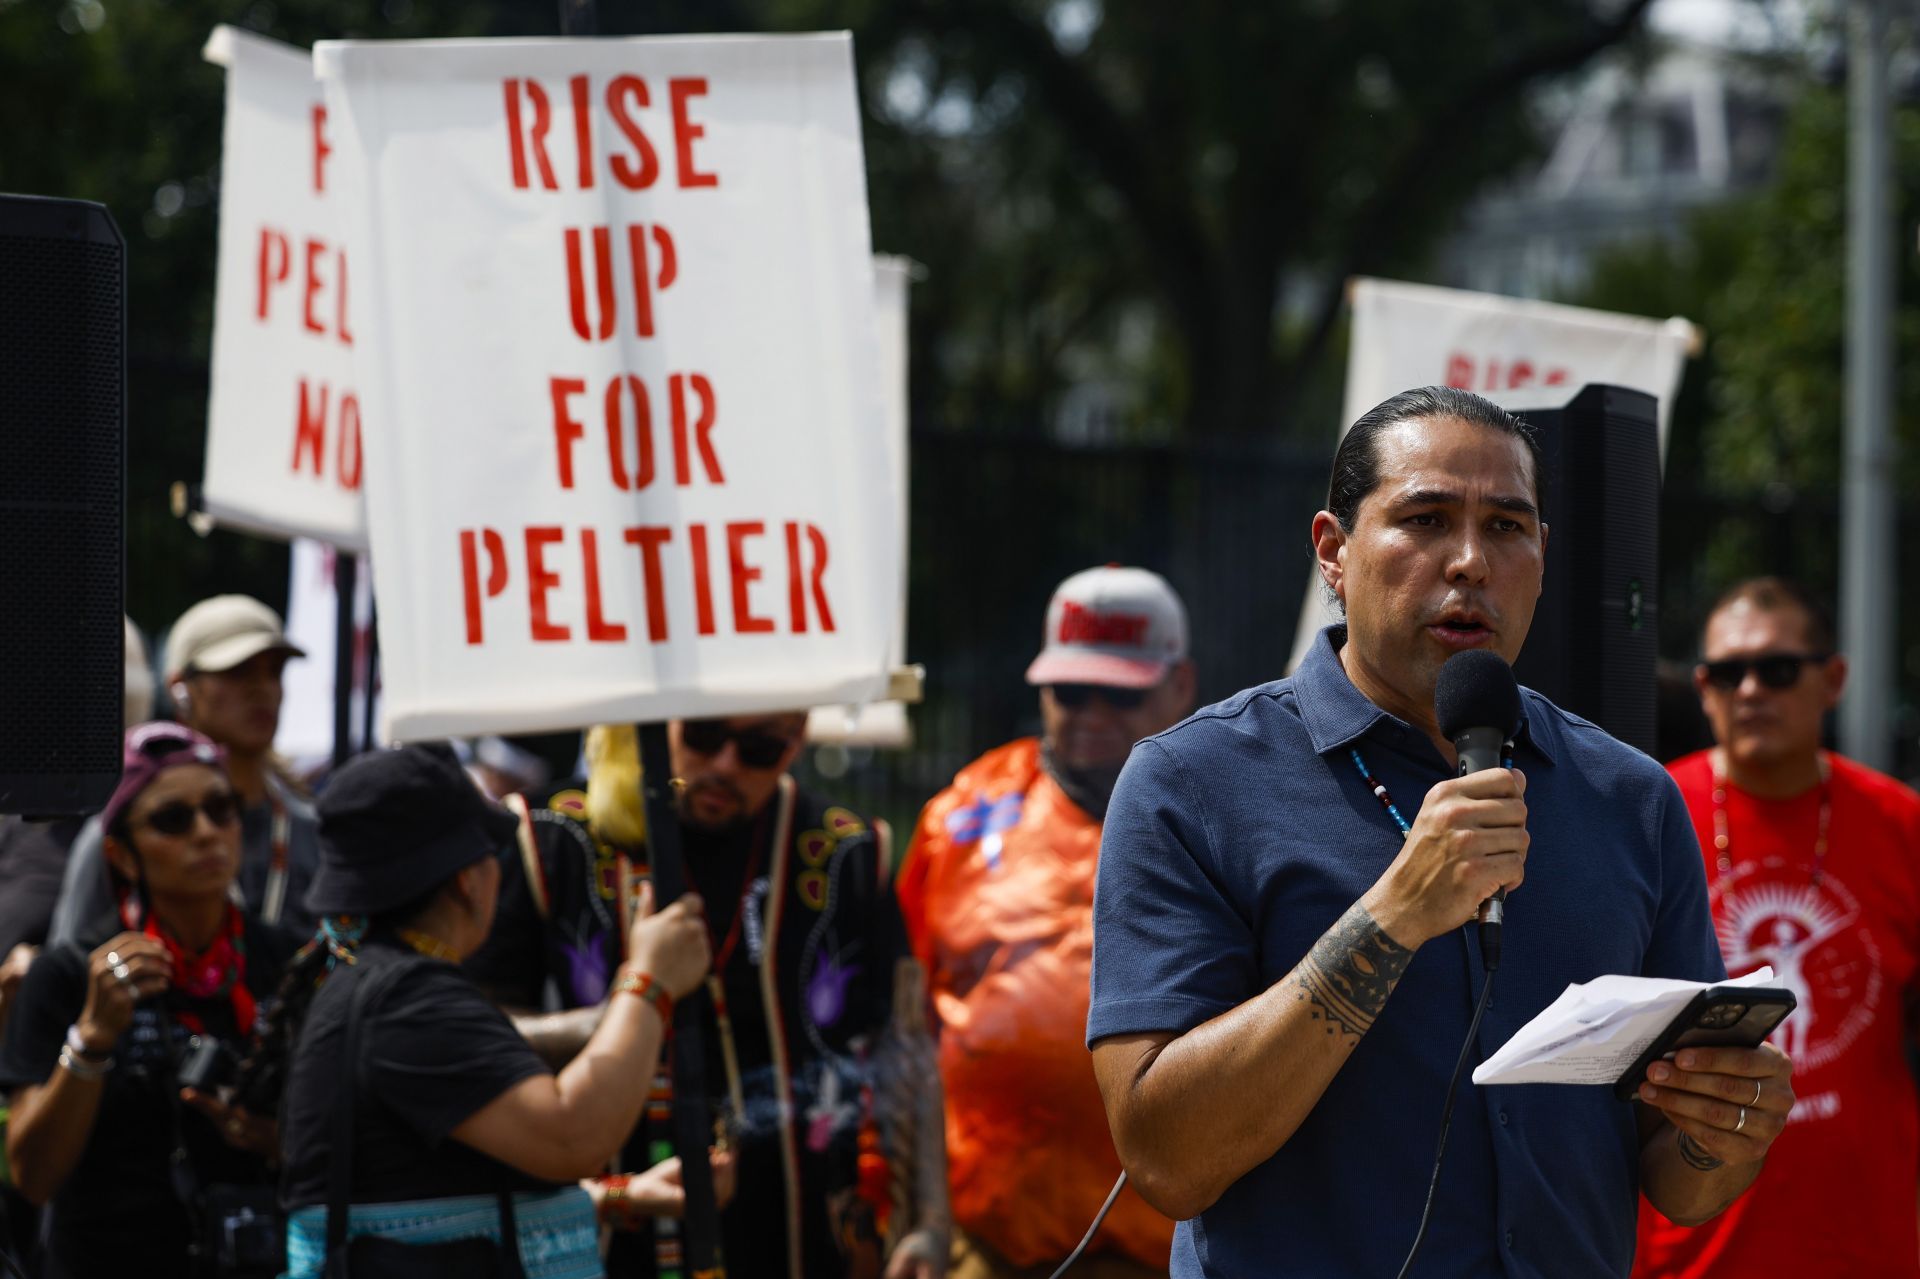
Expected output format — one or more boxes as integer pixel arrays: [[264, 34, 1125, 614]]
[[897, 738, 1174, 1269]]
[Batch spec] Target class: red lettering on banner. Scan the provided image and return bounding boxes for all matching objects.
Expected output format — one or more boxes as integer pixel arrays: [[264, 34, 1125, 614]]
[[1445, 353, 1474, 389], [1544, 368, 1568, 386], [607, 75, 660, 189], [563, 224, 675, 341], [569, 74, 595, 190], [783, 522, 836, 633], [1059, 600, 1146, 646], [549, 377, 587, 487], [628, 223, 676, 338], [257, 229, 290, 322], [688, 523, 717, 636], [292, 379, 328, 477], [1446, 352, 1574, 393], [623, 526, 674, 641], [503, 78, 559, 191], [460, 528, 509, 644], [303, 238, 329, 335], [312, 106, 332, 194], [726, 521, 774, 634], [337, 394, 362, 490], [581, 528, 626, 641], [605, 375, 654, 491], [337, 252, 353, 346], [670, 373, 722, 486], [669, 78, 718, 188], [565, 228, 616, 341], [526, 526, 570, 641]]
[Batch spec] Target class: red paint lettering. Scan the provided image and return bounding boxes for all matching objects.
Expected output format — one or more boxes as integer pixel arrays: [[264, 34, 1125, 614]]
[[688, 523, 717, 636], [623, 526, 673, 642], [726, 521, 773, 634], [460, 528, 509, 645], [256, 229, 290, 322], [549, 377, 587, 487], [525, 526, 570, 641], [669, 77, 717, 188], [628, 223, 676, 338], [302, 238, 328, 335], [565, 227, 616, 342], [605, 375, 654, 491], [805, 524, 835, 632], [337, 251, 353, 347], [606, 75, 659, 189], [785, 522, 807, 633], [503, 78, 558, 191], [669, 373, 722, 486], [311, 105, 331, 194], [1445, 353, 1474, 389], [292, 379, 328, 477], [581, 528, 626, 642], [569, 74, 594, 190], [337, 394, 362, 491]]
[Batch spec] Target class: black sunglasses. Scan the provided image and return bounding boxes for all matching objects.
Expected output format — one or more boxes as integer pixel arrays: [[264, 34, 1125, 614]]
[[138, 791, 241, 837], [1048, 683, 1149, 711], [1701, 652, 1830, 692], [679, 720, 794, 769]]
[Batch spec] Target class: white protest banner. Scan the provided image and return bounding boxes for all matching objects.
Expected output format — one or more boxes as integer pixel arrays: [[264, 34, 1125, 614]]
[[808, 254, 912, 748], [277, 537, 378, 770], [315, 34, 898, 740], [1287, 277, 1698, 671], [201, 26, 367, 549]]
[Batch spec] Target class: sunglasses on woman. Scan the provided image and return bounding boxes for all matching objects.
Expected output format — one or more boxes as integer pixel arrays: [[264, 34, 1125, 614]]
[[1701, 652, 1829, 691], [679, 720, 794, 769], [138, 792, 241, 837]]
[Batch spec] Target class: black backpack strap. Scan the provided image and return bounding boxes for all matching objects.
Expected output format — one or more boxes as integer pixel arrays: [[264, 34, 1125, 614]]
[[325, 960, 393, 1277]]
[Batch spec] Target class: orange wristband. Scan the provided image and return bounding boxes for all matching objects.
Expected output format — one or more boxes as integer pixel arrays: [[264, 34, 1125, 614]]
[[613, 969, 674, 1023]]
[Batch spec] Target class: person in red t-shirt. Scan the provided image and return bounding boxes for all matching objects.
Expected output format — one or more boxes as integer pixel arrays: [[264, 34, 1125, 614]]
[[897, 566, 1196, 1278], [1636, 577, 1920, 1279]]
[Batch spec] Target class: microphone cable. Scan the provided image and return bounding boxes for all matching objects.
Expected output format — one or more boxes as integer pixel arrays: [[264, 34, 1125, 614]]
[[1394, 963, 1497, 1279], [1047, 1170, 1129, 1279]]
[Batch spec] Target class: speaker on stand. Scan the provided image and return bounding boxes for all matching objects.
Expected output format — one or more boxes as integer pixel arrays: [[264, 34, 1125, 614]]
[[1512, 384, 1661, 757], [0, 193, 126, 815]]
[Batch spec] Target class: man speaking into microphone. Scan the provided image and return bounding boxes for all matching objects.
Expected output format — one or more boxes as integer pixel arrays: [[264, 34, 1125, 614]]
[[1088, 387, 1794, 1277]]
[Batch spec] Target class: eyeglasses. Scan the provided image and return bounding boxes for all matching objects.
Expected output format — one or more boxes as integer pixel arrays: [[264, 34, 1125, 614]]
[[1048, 683, 1150, 711], [138, 792, 241, 837], [679, 720, 794, 769], [1701, 653, 1830, 692]]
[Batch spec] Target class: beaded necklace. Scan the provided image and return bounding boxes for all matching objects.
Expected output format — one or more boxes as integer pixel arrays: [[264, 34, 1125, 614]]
[[398, 927, 461, 963], [1709, 751, 1832, 887], [1349, 743, 1515, 838]]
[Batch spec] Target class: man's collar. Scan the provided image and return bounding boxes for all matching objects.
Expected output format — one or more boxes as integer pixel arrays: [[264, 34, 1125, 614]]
[[1294, 624, 1555, 764]]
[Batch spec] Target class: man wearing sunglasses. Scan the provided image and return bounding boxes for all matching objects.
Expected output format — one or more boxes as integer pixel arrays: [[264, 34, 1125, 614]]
[[1635, 577, 1920, 1279], [897, 564, 1195, 1277], [466, 719, 949, 1279], [48, 595, 321, 950]]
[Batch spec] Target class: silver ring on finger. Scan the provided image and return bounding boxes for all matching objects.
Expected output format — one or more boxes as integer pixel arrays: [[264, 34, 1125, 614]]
[[106, 950, 122, 968], [112, 962, 132, 984], [1734, 1106, 1747, 1133], [1749, 1079, 1763, 1107]]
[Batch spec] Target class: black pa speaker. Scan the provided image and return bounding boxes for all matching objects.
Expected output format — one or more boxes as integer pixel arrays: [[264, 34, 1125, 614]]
[[0, 194, 126, 814], [1511, 384, 1659, 756]]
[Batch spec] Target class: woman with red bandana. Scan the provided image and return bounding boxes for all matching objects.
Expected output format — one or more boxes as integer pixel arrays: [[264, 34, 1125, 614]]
[[0, 722, 295, 1279]]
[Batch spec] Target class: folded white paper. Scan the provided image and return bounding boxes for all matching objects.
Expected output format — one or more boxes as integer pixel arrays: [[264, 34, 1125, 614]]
[[1472, 968, 1776, 1087]]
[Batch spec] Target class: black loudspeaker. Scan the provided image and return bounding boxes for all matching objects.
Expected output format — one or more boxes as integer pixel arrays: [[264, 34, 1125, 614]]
[[0, 194, 126, 815], [1511, 384, 1659, 756]]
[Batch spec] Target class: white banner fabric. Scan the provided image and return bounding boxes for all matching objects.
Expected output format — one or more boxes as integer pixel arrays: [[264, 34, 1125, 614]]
[[277, 539, 378, 769], [314, 34, 898, 740], [201, 26, 368, 549], [1288, 277, 1698, 672]]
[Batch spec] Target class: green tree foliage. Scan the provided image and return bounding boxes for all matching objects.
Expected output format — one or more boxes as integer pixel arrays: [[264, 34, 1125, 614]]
[[1576, 81, 1920, 760]]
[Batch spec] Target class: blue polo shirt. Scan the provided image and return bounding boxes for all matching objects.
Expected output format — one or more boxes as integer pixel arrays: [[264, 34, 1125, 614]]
[[1088, 626, 1723, 1278]]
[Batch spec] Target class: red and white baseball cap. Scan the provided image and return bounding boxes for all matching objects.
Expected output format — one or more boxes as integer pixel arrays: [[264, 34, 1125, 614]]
[[1025, 565, 1188, 689]]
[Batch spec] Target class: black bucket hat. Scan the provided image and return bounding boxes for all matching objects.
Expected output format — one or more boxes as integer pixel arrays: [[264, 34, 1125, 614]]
[[307, 742, 521, 917]]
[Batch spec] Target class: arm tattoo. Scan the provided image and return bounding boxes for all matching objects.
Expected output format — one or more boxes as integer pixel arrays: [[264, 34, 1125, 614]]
[[1291, 903, 1413, 1040], [1676, 1129, 1725, 1172]]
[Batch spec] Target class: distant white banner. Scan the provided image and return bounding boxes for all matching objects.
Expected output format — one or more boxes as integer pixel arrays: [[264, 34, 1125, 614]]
[[1288, 278, 1697, 671], [201, 26, 367, 548], [314, 33, 898, 740]]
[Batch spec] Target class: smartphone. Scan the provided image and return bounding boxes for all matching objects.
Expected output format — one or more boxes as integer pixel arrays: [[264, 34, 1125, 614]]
[[1613, 986, 1796, 1102]]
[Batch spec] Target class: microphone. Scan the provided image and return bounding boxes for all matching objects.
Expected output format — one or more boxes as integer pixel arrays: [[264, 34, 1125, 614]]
[[1434, 649, 1522, 971]]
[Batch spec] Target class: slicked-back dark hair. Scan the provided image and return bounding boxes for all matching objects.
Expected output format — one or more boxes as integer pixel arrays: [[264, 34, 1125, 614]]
[[1327, 386, 1543, 532]]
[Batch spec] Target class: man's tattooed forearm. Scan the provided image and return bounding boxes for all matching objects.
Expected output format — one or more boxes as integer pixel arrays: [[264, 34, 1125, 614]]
[[1291, 904, 1412, 1039]]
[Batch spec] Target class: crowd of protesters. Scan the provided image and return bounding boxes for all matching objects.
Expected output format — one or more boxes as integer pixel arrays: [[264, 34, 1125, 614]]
[[1, 388, 1918, 1279]]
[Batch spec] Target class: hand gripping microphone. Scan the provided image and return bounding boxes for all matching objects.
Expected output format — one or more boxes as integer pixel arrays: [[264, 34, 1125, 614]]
[[1434, 649, 1522, 972]]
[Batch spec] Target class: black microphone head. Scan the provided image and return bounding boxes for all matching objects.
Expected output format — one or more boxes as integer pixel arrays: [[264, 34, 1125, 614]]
[[1435, 649, 1522, 740]]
